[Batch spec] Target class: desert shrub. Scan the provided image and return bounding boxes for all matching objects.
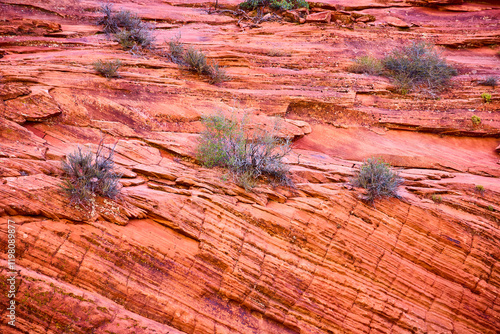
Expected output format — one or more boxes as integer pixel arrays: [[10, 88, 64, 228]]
[[93, 59, 122, 78], [475, 185, 485, 194], [240, 0, 308, 10], [481, 92, 492, 103], [168, 34, 185, 64], [197, 112, 293, 190], [61, 139, 121, 206], [351, 158, 402, 202], [206, 62, 228, 84], [349, 55, 383, 75], [471, 115, 481, 126], [184, 47, 210, 74], [479, 76, 497, 87], [350, 42, 456, 94], [382, 42, 457, 93], [98, 4, 155, 49], [170, 39, 228, 84]]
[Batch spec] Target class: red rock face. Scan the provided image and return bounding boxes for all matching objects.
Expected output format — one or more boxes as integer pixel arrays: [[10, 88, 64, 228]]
[[0, 0, 499, 333]]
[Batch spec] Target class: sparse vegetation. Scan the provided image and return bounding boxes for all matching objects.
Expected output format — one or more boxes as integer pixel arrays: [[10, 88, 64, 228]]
[[479, 76, 497, 87], [240, 0, 309, 10], [351, 158, 402, 202], [197, 111, 293, 190], [475, 185, 485, 194], [167, 34, 185, 64], [92, 59, 122, 78], [348, 56, 383, 75], [383, 42, 457, 93], [98, 4, 155, 50], [168, 36, 228, 84], [60, 138, 121, 206], [268, 48, 292, 57], [471, 115, 481, 126], [184, 47, 210, 74], [488, 205, 494, 211], [351, 42, 457, 94], [481, 92, 492, 103], [432, 194, 442, 203]]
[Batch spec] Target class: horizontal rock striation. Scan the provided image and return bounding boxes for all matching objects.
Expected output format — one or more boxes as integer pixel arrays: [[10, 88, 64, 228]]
[[0, 0, 499, 333]]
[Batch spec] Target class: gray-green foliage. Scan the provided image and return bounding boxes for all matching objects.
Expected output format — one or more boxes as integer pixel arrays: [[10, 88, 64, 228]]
[[382, 42, 457, 93], [61, 139, 121, 206], [168, 37, 228, 84], [352, 158, 402, 202], [348, 56, 383, 75], [197, 112, 293, 190], [350, 42, 457, 93], [99, 4, 155, 49], [93, 59, 122, 78]]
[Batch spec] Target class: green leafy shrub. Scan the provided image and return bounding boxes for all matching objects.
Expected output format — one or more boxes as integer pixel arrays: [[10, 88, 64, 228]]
[[488, 205, 494, 211], [481, 92, 492, 103], [475, 185, 485, 193], [240, 0, 308, 10], [348, 56, 383, 75], [351, 158, 402, 202], [93, 59, 122, 78], [98, 4, 155, 50], [471, 115, 481, 126], [197, 112, 293, 190], [61, 139, 121, 206], [382, 42, 457, 93]]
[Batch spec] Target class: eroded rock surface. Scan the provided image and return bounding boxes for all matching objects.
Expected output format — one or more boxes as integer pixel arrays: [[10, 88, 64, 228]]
[[0, 0, 499, 333]]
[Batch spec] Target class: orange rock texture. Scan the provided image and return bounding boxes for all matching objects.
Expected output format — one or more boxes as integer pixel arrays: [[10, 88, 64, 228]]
[[0, 0, 500, 333]]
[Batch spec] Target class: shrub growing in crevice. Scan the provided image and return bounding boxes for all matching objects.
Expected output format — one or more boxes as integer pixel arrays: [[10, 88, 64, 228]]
[[197, 112, 293, 190], [98, 4, 155, 50], [351, 158, 402, 203], [61, 139, 121, 207], [350, 42, 457, 94], [167, 36, 228, 84], [93, 59, 122, 78]]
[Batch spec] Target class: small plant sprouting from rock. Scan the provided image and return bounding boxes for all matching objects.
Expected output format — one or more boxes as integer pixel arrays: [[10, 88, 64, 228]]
[[98, 4, 155, 50], [351, 158, 402, 203], [197, 111, 293, 191], [350, 42, 457, 94], [167, 36, 228, 84], [479, 76, 497, 87], [488, 205, 494, 211], [432, 194, 442, 203], [471, 115, 481, 126], [475, 185, 485, 194], [60, 138, 121, 207], [481, 92, 492, 103], [93, 59, 122, 79]]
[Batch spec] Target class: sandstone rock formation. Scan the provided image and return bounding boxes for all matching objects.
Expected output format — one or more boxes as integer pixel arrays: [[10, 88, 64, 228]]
[[0, 0, 499, 333]]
